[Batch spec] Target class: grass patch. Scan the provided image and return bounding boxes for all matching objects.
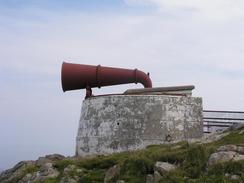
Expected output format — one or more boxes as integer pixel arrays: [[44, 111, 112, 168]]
[[80, 169, 105, 183], [183, 145, 208, 178], [77, 156, 117, 170], [42, 178, 60, 183], [4, 130, 244, 183], [54, 159, 75, 172]]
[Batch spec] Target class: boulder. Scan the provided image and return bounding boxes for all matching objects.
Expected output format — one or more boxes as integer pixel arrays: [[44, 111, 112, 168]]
[[154, 162, 176, 176], [60, 176, 78, 183], [153, 171, 162, 183], [233, 154, 244, 161], [45, 154, 65, 161], [104, 165, 120, 183], [209, 145, 244, 166], [36, 154, 65, 166], [230, 174, 240, 180], [146, 174, 154, 183], [0, 161, 35, 183], [63, 164, 77, 175], [217, 144, 244, 154], [30, 162, 60, 182], [237, 145, 244, 154], [217, 145, 238, 152], [208, 151, 236, 166], [18, 173, 32, 183]]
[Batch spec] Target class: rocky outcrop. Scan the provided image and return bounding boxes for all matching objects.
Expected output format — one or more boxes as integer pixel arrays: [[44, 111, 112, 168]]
[[1, 129, 244, 183], [20, 162, 60, 183], [0, 154, 64, 183], [0, 161, 35, 183], [36, 154, 65, 166], [208, 145, 244, 166]]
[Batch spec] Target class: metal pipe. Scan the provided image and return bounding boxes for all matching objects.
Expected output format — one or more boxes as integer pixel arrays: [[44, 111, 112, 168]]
[[61, 62, 152, 97]]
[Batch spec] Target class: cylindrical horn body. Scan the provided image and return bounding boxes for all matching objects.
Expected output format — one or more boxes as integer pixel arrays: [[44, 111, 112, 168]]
[[61, 62, 152, 92]]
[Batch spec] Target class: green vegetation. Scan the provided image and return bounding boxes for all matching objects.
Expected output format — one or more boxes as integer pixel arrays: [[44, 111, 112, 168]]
[[49, 132, 244, 183], [47, 130, 244, 182], [2, 130, 244, 183]]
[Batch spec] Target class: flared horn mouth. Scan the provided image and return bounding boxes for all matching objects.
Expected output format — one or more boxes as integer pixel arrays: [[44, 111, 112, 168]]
[[61, 62, 152, 92]]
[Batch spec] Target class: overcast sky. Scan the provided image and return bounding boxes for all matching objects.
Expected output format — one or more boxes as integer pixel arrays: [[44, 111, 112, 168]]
[[1, 0, 244, 170]]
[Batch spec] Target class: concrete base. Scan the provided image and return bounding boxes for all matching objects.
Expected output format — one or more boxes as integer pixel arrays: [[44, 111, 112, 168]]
[[76, 95, 203, 156]]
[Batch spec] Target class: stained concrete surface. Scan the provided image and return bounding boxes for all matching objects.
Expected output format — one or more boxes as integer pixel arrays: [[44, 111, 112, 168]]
[[76, 95, 203, 156]]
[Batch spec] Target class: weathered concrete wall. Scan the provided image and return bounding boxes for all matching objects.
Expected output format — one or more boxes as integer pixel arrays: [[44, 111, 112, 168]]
[[76, 95, 203, 156]]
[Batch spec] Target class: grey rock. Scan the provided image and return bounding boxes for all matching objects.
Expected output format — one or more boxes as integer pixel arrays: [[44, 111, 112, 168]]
[[76, 168, 83, 174], [18, 173, 33, 183], [36, 154, 65, 166], [31, 163, 59, 182], [153, 171, 162, 183], [36, 157, 51, 166], [146, 174, 154, 183], [104, 165, 120, 183], [208, 151, 236, 166], [60, 176, 78, 183], [225, 173, 230, 177], [74, 175, 80, 181], [231, 174, 240, 180], [154, 161, 176, 175], [237, 146, 244, 154], [209, 145, 244, 166], [217, 145, 237, 152], [0, 155, 65, 183], [239, 129, 244, 134], [217, 144, 244, 155], [63, 165, 76, 175], [233, 154, 244, 161], [0, 161, 35, 183], [45, 154, 65, 161]]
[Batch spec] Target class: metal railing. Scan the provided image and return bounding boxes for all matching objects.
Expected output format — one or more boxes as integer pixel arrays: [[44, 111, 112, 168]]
[[203, 110, 244, 133]]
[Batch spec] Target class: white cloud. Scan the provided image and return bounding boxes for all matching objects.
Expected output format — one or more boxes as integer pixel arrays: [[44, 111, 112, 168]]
[[125, 0, 244, 20]]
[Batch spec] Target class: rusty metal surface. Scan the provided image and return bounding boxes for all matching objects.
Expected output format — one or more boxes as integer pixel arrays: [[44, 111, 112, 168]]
[[88, 92, 189, 99], [124, 85, 195, 95], [61, 62, 152, 94]]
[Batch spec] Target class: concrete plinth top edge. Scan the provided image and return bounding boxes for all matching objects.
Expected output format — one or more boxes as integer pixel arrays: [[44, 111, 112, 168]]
[[86, 94, 202, 101], [124, 85, 195, 95]]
